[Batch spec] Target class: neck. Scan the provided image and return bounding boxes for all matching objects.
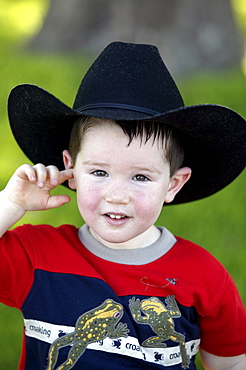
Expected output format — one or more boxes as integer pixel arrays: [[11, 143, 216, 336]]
[[89, 225, 161, 250]]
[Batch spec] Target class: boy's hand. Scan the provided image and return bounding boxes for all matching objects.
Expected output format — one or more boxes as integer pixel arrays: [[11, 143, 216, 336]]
[[4, 163, 74, 212]]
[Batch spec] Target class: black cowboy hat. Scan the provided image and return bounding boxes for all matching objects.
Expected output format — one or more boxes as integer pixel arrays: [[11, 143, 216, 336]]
[[7, 41, 246, 204]]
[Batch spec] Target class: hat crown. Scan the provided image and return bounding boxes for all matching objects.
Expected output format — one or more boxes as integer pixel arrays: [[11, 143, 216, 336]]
[[73, 42, 184, 117]]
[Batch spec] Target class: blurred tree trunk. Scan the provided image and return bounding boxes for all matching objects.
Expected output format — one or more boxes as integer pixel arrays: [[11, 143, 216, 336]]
[[29, 0, 244, 76]]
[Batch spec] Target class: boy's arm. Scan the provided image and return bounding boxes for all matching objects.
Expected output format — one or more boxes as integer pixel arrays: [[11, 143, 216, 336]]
[[200, 350, 246, 370], [0, 163, 74, 237]]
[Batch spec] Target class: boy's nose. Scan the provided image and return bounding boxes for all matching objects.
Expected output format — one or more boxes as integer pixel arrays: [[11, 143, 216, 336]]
[[104, 181, 130, 205]]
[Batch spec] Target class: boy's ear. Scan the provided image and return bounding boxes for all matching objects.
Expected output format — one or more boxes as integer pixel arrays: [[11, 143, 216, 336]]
[[164, 167, 192, 204], [62, 150, 76, 190]]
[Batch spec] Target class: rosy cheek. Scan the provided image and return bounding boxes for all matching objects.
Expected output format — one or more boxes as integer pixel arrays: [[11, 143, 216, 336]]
[[135, 194, 162, 220], [134, 188, 154, 207], [77, 184, 102, 214]]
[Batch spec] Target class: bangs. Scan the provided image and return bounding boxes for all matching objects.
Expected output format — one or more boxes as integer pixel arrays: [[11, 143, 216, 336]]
[[116, 120, 175, 146]]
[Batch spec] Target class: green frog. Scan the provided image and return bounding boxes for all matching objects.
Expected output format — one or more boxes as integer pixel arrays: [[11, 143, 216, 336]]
[[47, 299, 129, 370], [129, 296, 190, 369]]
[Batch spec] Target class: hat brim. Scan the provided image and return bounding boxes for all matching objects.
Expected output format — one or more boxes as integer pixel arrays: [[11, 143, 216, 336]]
[[8, 84, 246, 204]]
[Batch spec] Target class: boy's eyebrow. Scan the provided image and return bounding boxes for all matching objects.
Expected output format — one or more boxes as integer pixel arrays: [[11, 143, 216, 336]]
[[82, 160, 109, 167], [132, 166, 162, 175]]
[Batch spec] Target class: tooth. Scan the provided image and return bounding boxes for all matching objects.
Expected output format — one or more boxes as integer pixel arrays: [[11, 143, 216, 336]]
[[108, 214, 123, 219]]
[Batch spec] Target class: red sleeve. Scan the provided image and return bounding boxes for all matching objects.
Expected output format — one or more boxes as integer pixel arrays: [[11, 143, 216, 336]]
[[0, 225, 36, 308], [198, 271, 246, 356], [174, 237, 246, 357]]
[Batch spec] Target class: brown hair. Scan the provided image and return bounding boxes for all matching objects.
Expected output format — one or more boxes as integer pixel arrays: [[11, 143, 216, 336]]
[[69, 116, 184, 177]]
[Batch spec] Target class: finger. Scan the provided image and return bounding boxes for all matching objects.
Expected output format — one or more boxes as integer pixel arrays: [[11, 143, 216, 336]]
[[58, 169, 74, 185], [15, 164, 37, 182], [46, 165, 60, 186], [32, 163, 49, 188], [46, 194, 71, 209]]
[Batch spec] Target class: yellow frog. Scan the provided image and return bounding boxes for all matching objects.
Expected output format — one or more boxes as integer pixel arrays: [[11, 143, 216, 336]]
[[129, 296, 190, 369], [47, 299, 129, 370]]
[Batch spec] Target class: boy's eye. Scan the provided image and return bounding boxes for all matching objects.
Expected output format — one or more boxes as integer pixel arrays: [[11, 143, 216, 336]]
[[92, 170, 108, 177], [133, 174, 149, 182]]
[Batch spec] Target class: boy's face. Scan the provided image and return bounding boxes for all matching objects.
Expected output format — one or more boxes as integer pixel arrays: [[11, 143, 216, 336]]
[[64, 122, 190, 249]]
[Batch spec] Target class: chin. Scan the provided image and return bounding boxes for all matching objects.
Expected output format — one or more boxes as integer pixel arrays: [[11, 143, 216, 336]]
[[97, 231, 138, 247]]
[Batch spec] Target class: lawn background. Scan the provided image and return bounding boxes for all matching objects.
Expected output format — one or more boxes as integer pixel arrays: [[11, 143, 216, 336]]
[[0, 0, 245, 368]]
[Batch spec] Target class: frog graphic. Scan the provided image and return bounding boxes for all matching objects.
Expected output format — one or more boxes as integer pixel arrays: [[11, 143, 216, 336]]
[[46, 299, 129, 370], [129, 296, 190, 369]]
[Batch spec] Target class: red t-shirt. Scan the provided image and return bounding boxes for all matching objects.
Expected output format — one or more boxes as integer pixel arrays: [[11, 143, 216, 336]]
[[0, 224, 245, 369]]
